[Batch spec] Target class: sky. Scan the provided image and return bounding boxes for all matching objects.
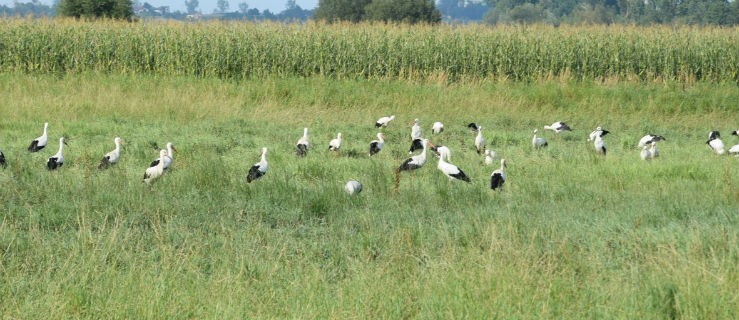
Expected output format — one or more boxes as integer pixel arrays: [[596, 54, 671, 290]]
[[0, 0, 319, 14]]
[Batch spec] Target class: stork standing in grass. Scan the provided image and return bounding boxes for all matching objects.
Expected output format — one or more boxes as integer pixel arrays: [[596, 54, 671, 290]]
[[649, 142, 659, 159], [588, 126, 604, 142], [475, 126, 486, 155], [369, 133, 385, 156], [247, 147, 268, 183], [435, 146, 470, 183], [638, 134, 666, 148], [46, 137, 67, 170], [532, 129, 547, 149], [432, 122, 444, 134], [150, 142, 176, 170], [706, 131, 725, 155], [144, 149, 167, 184], [411, 118, 422, 140], [434, 145, 451, 161], [328, 133, 342, 152], [408, 138, 424, 154], [544, 121, 572, 133], [592, 128, 609, 155], [484, 149, 496, 165], [296, 128, 309, 157], [28, 122, 49, 152], [729, 130, 739, 156], [98, 137, 122, 170], [397, 138, 430, 174], [490, 159, 506, 190], [375, 115, 395, 128], [640, 144, 652, 160]]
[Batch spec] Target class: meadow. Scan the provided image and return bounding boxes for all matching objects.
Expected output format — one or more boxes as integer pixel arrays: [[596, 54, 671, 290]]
[[0, 20, 738, 319]]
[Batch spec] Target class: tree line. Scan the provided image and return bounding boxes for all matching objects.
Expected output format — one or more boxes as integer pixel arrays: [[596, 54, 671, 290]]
[[1, 0, 737, 26]]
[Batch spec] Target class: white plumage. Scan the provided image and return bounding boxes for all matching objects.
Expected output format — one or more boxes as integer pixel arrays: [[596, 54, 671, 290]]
[[46, 137, 67, 170], [328, 132, 342, 151], [640, 144, 651, 160], [490, 159, 506, 190], [532, 129, 547, 149], [484, 149, 496, 165], [28, 122, 49, 152], [434, 145, 452, 161], [588, 126, 604, 142], [345, 180, 363, 195], [649, 142, 659, 159], [247, 147, 268, 183], [411, 118, 422, 140], [150, 142, 175, 170], [436, 147, 470, 182], [706, 131, 725, 155], [296, 128, 310, 157], [728, 144, 739, 156], [98, 137, 122, 170], [593, 129, 609, 155], [474, 126, 486, 154], [144, 149, 167, 184], [375, 115, 395, 128], [432, 122, 444, 134], [638, 134, 666, 148], [544, 121, 572, 133], [398, 138, 429, 172], [369, 133, 385, 156]]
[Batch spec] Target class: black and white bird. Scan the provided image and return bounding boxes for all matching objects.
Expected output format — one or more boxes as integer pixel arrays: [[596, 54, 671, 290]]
[[490, 159, 506, 190], [592, 128, 609, 155], [328, 132, 342, 151], [729, 131, 739, 156], [397, 138, 430, 173], [436, 146, 470, 182], [46, 137, 67, 170], [375, 115, 396, 128], [150, 142, 176, 170], [733, 130, 739, 136], [28, 122, 49, 152], [296, 128, 310, 157], [544, 121, 572, 133], [369, 133, 385, 156], [410, 118, 422, 140], [484, 149, 496, 165], [408, 138, 424, 154], [98, 137, 122, 170], [638, 134, 666, 148], [345, 180, 363, 195], [706, 131, 725, 155], [588, 126, 605, 142], [144, 149, 167, 184], [432, 122, 444, 134], [468, 122, 480, 132], [246, 147, 268, 183], [640, 144, 652, 160], [0, 149, 6, 168], [475, 126, 486, 154], [532, 129, 547, 149], [434, 145, 452, 161]]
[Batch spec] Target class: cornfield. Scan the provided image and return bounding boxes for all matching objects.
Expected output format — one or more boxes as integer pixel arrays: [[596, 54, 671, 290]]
[[0, 19, 736, 83]]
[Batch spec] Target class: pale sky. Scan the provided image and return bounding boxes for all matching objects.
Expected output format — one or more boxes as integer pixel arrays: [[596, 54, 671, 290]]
[[0, 0, 319, 14]]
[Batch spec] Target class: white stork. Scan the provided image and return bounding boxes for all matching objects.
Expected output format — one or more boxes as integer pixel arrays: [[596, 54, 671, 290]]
[[328, 132, 342, 151], [369, 133, 385, 156], [144, 149, 167, 184], [532, 129, 548, 149], [592, 128, 609, 155], [375, 115, 395, 128], [649, 142, 659, 159], [490, 159, 506, 190], [46, 137, 67, 170], [733, 130, 739, 136], [588, 126, 604, 142], [434, 145, 452, 161], [468, 122, 480, 132], [0, 149, 6, 168], [98, 137, 122, 170], [411, 118, 422, 140], [484, 149, 496, 165], [408, 138, 424, 154], [345, 180, 363, 195], [28, 122, 49, 152], [475, 126, 486, 154], [638, 134, 666, 148], [640, 144, 652, 160], [397, 138, 430, 173], [150, 142, 176, 170], [296, 128, 309, 157], [706, 131, 725, 155], [436, 147, 470, 182], [247, 147, 268, 183], [432, 122, 444, 134], [544, 121, 572, 133], [728, 144, 739, 156]]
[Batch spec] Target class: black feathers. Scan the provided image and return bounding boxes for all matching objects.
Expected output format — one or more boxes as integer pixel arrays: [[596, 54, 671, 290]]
[[246, 165, 265, 183], [490, 173, 505, 190], [0, 151, 6, 168], [28, 140, 44, 152], [47, 157, 62, 170], [296, 144, 308, 157], [98, 156, 113, 170], [408, 138, 424, 154]]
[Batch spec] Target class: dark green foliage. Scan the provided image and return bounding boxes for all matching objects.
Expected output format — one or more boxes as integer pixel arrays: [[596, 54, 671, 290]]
[[315, 0, 440, 24], [314, 0, 372, 22], [58, 0, 133, 20]]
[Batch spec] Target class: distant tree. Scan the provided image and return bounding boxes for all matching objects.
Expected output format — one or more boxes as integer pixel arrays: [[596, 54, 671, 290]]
[[364, 0, 441, 24], [313, 0, 372, 22], [184, 0, 198, 13], [215, 0, 229, 13], [279, 1, 311, 20], [238, 2, 248, 13], [58, 0, 134, 19]]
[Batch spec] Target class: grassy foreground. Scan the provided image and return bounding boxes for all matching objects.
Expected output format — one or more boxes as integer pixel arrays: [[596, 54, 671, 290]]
[[1, 73, 738, 318]]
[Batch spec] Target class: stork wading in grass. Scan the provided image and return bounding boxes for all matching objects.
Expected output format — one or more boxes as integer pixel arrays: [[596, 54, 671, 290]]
[[475, 126, 486, 155], [435, 146, 470, 183], [369, 133, 385, 157], [432, 122, 444, 134], [375, 115, 395, 128], [150, 142, 176, 170], [532, 129, 548, 149], [98, 137, 122, 170], [395, 138, 432, 192], [296, 128, 310, 157], [544, 121, 572, 134], [144, 149, 167, 184], [328, 132, 342, 152], [706, 131, 725, 155], [411, 118, 422, 140], [490, 159, 507, 191], [46, 137, 67, 170], [592, 128, 609, 156], [246, 147, 268, 183], [588, 126, 604, 142], [28, 122, 49, 152]]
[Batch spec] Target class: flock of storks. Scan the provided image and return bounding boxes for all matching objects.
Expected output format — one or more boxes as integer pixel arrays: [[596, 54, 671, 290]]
[[1, 119, 737, 195]]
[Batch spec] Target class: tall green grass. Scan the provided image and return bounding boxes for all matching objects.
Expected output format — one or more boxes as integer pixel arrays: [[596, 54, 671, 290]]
[[0, 19, 737, 83], [0, 73, 738, 318]]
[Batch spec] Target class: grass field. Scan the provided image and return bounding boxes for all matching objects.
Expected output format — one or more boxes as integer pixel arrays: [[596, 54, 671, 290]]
[[1, 72, 738, 318]]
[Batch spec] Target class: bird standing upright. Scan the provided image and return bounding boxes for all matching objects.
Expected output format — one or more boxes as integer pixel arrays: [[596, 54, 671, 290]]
[[490, 159, 507, 190], [706, 131, 725, 155], [436, 147, 470, 183], [369, 133, 385, 156], [98, 137, 122, 170], [411, 118, 422, 140], [47, 137, 67, 170], [296, 128, 310, 157], [328, 132, 342, 152], [532, 129, 547, 149], [247, 147, 268, 183], [28, 122, 49, 152], [144, 149, 167, 184], [475, 126, 486, 154]]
